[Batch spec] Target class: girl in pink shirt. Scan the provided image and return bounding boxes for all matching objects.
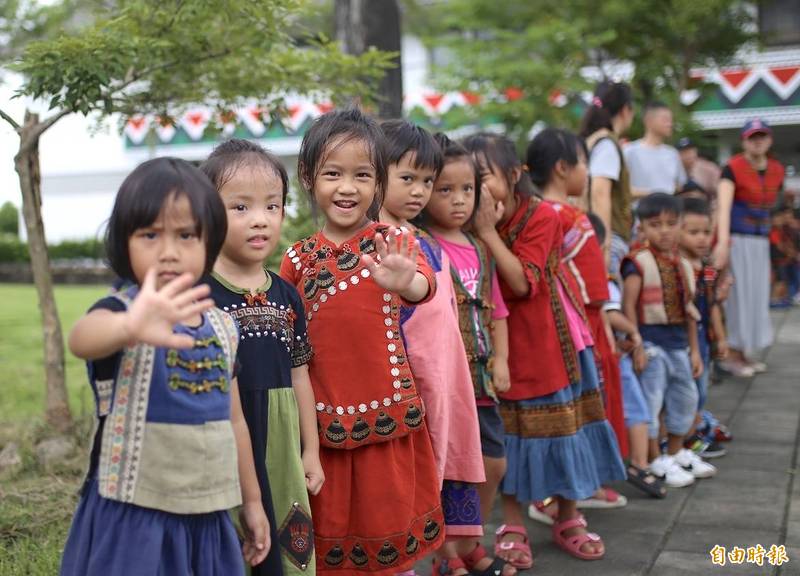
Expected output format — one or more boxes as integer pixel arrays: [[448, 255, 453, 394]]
[[417, 133, 515, 576]]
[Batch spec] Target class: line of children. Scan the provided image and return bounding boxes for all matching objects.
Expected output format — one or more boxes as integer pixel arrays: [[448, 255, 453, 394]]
[[414, 132, 514, 576], [62, 108, 737, 576], [469, 129, 626, 564], [622, 193, 717, 487]]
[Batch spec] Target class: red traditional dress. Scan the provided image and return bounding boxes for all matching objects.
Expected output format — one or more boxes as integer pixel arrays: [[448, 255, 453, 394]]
[[496, 195, 625, 503], [548, 200, 629, 458], [280, 222, 444, 576]]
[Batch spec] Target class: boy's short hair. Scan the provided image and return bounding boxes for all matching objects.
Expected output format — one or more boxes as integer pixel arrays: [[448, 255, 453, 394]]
[[681, 197, 711, 218], [636, 192, 683, 221], [644, 101, 670, 116], [380, 119, 443, 175], [677, 180, 708, 199]]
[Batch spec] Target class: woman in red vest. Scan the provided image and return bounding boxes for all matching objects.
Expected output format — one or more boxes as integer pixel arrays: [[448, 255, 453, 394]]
[[714, 119, 785, 376]]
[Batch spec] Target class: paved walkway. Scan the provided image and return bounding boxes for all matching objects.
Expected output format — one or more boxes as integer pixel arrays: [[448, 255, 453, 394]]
[[418, 306, 800, 575]]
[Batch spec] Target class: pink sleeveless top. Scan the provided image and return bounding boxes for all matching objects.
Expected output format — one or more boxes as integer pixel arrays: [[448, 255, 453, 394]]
[[402, 236, 485, 486]]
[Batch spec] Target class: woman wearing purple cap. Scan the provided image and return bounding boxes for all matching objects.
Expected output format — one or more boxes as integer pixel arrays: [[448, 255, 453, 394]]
[[714, 119, 785, 376]]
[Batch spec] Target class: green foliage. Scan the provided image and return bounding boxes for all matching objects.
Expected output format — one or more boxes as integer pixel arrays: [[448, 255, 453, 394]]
[[0, 202, 19, 236], [0, 0, 98, 63], [0, 237, 104, 263], [11, 0, 396, 119], [417, 0, 754, 138], [0, 237, 29, 263], [0, 284, 107, 423]]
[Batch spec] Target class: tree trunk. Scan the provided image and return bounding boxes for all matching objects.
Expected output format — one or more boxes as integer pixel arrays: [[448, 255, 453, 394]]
[[364, 0, 403, 119], [335, 0, 365, 56], [335, 0, 403, 118], [14, 110, 72, 432]]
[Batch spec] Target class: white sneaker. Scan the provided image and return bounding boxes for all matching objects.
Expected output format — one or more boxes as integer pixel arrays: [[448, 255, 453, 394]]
[[748, 360, 767, 373], [675, 448, 717, 479], [649, 454, 695, 488], [717, 360, 756, 378]]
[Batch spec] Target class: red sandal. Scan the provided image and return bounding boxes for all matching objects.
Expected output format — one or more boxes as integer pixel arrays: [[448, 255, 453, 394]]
[[552, 515, 604, 561], [462, 542, 517, 576], [494, 524, 533, 570]]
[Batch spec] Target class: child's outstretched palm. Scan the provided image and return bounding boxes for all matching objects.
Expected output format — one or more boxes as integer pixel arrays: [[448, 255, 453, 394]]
[[124, 269, 214, 349], [361, 227, 419, 293]]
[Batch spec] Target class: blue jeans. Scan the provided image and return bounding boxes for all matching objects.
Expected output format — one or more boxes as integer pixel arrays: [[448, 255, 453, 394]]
[[639, 343, 698, 439], [620, 355, 650, 427], [696, 328, 711, 411]]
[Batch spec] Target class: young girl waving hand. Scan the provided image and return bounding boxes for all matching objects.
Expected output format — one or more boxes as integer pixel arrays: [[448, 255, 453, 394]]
[[60, 158, 269, 576], [280, 108, 444, 575]]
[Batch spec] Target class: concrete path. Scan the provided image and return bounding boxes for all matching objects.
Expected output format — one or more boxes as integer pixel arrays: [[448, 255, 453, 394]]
[[417, 307, 800, 575]]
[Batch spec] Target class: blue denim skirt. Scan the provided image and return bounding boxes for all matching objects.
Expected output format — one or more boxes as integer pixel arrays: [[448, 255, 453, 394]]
[[500, 348, 626, 502]]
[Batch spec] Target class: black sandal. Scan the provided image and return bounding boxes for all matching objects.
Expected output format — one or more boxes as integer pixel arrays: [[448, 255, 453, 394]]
[[626, 464, 667, 498]]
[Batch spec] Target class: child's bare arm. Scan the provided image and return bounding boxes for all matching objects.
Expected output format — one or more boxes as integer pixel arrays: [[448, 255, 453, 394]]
[[479, 231, 529, 298], [687, 317, 703, 379], [69, 309, 136, 360], [710, 303, 728, 358], [622, 274, 642, 327], [231, 379, 270, 566], [607, 308, 638, 337], [291, 365, 324, 495], [473, 187, 530, 298], [622, 274, 647, 372], [491, 318, 510, 393]]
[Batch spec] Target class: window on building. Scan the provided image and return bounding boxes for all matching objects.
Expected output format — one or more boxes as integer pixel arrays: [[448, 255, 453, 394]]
[[760, 0, 800, 46]]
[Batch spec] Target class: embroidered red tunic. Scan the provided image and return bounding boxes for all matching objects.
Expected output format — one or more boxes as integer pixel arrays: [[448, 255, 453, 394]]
[[549, 201, 609, 306], [497, 196, 588, 400], [280, 222, 444, 575]]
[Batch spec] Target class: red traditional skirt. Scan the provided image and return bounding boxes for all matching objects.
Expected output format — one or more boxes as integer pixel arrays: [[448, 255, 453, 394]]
[[587, 307, 629, 459], [311, 426, 445, 575]]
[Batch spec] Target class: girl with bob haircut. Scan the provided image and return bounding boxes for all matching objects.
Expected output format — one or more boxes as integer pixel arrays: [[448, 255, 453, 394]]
[[61, 157, 270, 576]]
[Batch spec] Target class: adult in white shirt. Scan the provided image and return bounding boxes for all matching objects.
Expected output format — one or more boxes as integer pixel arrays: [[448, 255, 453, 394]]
[[624, 102, 687, 197]]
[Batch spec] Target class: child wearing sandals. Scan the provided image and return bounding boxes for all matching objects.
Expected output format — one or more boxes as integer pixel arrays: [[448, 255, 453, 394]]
[[413, 133, 516, 576], [593, 215, 667, 499], [279, 108, 445, 575], [378, 121, 509, 576], [471, 130, 625, 565], [528, 129, 629, 511]]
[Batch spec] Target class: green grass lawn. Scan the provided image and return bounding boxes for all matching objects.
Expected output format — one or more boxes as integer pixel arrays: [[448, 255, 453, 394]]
[[0, 283, 107, 575], [0, 283, 108, 424]]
